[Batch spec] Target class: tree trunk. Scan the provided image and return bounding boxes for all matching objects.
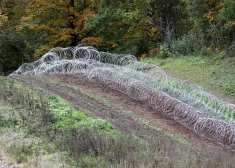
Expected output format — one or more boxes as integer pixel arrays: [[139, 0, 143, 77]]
[[68, 0, 78, 46]]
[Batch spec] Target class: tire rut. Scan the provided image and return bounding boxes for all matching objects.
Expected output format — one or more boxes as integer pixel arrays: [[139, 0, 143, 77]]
[[12, 74, 235, 155], [12, 75, 163, 142]]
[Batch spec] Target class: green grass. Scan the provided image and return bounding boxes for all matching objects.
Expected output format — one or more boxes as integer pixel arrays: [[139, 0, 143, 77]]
[[143, 55, 235, 104], [47, 95, 115, 132], [46, 79, 193, 144], [0, 100, 73, 167], [58, 80, 192, 144], [0, 77, 118, 167], [1, 76, 235, 167]]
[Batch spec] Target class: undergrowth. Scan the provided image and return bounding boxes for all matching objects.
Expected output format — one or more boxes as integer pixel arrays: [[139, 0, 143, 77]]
[[1, 76, 235, 167]]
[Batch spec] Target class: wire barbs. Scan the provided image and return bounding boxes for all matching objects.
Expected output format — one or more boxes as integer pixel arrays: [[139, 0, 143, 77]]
[[10, 45, 235, 151]]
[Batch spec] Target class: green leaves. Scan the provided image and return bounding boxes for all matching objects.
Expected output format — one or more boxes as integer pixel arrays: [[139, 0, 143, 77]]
[[47, 96, 114, 132]]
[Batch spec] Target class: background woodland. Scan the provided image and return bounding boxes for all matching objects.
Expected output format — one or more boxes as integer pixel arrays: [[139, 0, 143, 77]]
[[0, 0, 235, 75]]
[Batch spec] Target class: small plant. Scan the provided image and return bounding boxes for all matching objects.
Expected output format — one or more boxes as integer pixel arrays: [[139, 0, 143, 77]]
[[159, 45, 171, 59]]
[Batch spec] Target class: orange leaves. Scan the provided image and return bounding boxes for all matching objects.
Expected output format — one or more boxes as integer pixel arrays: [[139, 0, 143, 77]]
[[34, 24, 56, 32], [21, 0, 99, 58], [34, 45, 51, 59], [0, 10, 8, 30], [72, 8, 96, 35], [136, 24, 161, 42], [149, 26, 161, 40], [215, 2, 222, 11], [35, 0, 47, 6], [83, 9, 95, 19], [229, 21, 235, 27], [203, 0, 222, 23], [0, 9, 8, 24], [81, 37, 104, 47], [204, 11, 216, 22]]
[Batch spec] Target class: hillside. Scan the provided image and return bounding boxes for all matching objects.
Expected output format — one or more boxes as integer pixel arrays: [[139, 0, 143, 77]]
[[1, 46, 235, 167], [0, 74, 234, 167], [1, 0, 235, 166], [143, 55, 235, 104]]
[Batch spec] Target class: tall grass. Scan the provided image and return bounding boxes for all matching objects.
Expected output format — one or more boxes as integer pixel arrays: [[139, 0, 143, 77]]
[[1, 76, 235, 167]]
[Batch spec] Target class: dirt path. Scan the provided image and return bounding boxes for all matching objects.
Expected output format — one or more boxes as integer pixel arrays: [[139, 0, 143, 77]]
[[12, 75, 163, 142], [12, 74, 234, 154]]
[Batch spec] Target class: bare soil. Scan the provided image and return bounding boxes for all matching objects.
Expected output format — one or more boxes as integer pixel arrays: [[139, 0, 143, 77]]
[[12, 74, 235, 155]]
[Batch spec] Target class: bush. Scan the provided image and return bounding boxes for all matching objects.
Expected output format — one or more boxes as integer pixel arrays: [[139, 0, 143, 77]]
[[225, 41, 235, 57], [0, 30, 41, 75], [171, 33, 196, 56], [158, 45, 171, 59]]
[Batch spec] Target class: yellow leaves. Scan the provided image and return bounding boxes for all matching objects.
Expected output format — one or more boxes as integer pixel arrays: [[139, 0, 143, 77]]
[[81, 37, 104, 47], [229, 21, 235, 27], [204, 11, 216, 22], [0, 9, 8, 22], [65, 0, 71, 4], [82, 9, 95, 19], [140, 54, 146, 61], [149, 26, 160, 40], [34, 24, 56, 33], [20, 16, 31, 22], [35, 0, 47, 6], [21, 0, 100, 59], [128, 3, 134, 7], [112, 43, 118, 48], [149, 48, 159, 57], [203, 1, 222, 22], [136, 25, 161, 42], [219, 50, 225, 55], [0, 9, 8, 29], [215, 2, 222, 11], [16, 16, 33, 30], [34, 45, 51, 59]]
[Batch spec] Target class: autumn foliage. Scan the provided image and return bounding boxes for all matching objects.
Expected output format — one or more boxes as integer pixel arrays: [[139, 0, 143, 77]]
[[0, 0, 235, 74]]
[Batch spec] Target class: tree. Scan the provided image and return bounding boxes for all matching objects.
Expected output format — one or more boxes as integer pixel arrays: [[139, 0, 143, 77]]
[[85, 0, 189, 56], [21, 0, 98, 59], [0, 0, 26, 30], [219, 0, 235, 46], [0, 0, 36, 75], [184, 0, 235, 51]]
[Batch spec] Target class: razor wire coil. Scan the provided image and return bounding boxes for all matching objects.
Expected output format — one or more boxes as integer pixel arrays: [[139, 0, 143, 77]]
[[10, 45, 235, 151]]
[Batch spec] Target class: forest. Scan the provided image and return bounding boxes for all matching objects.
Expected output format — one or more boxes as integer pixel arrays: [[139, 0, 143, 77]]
[[0, 0, 235, 75]]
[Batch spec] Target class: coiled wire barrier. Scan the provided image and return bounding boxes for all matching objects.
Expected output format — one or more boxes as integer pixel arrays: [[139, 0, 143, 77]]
[[10, 45, 235, 150]]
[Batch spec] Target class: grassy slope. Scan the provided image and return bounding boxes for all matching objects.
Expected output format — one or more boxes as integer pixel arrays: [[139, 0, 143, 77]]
[[0, 98, 73, 167], [1, 72, 235, 167], [143, 55, 235, 104], [0, 77, 200, 167]]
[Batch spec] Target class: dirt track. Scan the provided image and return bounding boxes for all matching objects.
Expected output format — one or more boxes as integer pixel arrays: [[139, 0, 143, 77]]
[[12, 74, 234, 154]]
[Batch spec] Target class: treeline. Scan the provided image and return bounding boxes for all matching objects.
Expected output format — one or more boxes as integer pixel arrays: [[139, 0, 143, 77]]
[[0, 0, 234, 75]]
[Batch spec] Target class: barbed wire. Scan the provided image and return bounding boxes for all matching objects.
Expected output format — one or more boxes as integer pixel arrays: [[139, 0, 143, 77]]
[[10, 45, 235, 151]]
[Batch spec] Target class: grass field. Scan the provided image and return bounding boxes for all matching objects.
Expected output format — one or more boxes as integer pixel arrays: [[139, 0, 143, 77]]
[[1, 49, 235, 167], [1, 75, 235, 167], [143, 55, 235, 104]]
